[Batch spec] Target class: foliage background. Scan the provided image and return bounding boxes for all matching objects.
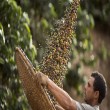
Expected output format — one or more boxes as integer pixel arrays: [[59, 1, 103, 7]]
[[0, 0, 110, 110]]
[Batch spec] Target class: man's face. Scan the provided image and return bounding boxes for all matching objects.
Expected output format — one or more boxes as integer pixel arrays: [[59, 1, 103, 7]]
[[84, 77, 96, 105]]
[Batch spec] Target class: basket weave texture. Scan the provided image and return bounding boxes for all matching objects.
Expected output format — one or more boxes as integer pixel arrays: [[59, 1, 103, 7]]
[[15, 47, 56, 110]]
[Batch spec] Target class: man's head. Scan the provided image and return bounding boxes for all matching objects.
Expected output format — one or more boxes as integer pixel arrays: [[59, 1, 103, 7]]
[[84, 71, 107, 105]]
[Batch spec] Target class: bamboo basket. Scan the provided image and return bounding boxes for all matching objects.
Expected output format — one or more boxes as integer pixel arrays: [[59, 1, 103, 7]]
[[15, 47, 56, 110]]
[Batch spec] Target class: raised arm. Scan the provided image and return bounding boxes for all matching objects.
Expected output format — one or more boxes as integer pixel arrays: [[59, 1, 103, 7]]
[[55, 104, 65, 110], [36, 72, 77, 110]]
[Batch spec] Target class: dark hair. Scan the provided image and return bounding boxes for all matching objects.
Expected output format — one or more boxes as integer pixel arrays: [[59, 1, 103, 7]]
[[91, 71, 107, 104]]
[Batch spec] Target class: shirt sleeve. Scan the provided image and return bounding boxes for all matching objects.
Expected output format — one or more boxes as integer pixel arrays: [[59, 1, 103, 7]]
[[76, 101, 95, 110]]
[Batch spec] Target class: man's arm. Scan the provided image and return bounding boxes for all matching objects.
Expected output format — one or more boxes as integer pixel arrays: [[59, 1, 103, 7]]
[[55, 104, 65, 110], [36, 72, 77, 110]]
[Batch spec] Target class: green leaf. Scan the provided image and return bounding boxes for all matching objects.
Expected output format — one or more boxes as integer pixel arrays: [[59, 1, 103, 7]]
[[49, 3, 57, 17], [23, 12, 30, 24], [0, 23, 5, 44], [0, 57, 4, 64], [41, 18, 49, 28]]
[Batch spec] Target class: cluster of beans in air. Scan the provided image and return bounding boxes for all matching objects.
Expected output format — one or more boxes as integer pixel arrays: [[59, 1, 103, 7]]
[[40, 0, 80, 88]]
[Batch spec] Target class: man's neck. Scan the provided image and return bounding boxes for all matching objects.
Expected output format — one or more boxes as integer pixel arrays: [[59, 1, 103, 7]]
[[89, 100, 99, 106]]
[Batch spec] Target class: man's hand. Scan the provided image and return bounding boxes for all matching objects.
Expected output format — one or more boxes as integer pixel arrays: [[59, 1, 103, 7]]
[[35, 71, 48, 86]]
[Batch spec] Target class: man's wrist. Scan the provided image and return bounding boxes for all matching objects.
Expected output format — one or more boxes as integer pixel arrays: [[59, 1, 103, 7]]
[[46, 77, 51, 88]]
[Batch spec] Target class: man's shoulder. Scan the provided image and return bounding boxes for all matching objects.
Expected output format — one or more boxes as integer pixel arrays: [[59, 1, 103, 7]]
[[75, 101, 99, 110]]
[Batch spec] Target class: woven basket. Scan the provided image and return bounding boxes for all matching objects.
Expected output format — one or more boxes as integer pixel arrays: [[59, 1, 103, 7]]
[[15, 47, 56, 110]]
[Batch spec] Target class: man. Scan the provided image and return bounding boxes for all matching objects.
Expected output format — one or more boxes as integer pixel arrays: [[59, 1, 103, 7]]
[[36, 71, 107, 110]]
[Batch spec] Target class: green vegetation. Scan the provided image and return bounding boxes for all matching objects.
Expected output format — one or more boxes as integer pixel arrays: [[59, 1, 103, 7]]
[[81, 0, 110, 26], [0, 0, 36, 109]]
